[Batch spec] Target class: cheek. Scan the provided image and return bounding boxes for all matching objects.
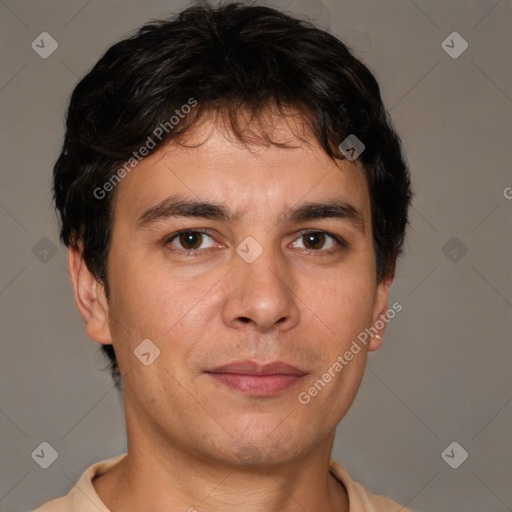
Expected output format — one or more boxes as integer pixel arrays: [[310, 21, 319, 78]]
[[108, 247, 180, 325], [297, 270, 374, 420], [106, 251, 220, 364], [303, 267, 376, 346]]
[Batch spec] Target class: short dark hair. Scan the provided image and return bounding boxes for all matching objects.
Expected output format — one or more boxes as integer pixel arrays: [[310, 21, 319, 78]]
[[53, 0, 412, 388]]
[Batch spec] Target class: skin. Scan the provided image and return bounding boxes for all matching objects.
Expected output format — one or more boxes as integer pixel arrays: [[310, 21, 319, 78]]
[[68, 112, 394, 512]]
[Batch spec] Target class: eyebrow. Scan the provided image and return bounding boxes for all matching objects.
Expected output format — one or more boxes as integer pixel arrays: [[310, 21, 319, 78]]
[[282, 201, 364, 232], [136, 196, 365, 233]]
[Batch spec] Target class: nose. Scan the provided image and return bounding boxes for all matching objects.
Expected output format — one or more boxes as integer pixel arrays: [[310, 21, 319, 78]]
[[222, 248, 300, 333]]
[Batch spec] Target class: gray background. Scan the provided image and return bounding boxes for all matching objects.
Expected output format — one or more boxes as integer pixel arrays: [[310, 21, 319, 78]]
[[0, 0, 511, 511]]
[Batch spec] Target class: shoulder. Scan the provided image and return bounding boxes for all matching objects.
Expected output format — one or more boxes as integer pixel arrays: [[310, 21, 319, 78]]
[[329, 459, 413, 512], [31, 494, 74, 512], [31, 454, 127, 512]]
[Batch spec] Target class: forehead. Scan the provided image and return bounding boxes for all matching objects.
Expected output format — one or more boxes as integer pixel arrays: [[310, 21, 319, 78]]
[[112, 114, 371, 226]]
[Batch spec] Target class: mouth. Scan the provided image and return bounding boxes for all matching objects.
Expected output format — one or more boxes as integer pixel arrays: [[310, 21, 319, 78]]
[[205, 360, 307, 397]]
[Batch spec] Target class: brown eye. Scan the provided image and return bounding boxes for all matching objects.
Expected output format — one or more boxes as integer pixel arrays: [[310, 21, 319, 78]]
[[290, 231, 342, 253], [179, 232, 203, 249], [167, 231, 216, 251], [303, 232, 326, 250]]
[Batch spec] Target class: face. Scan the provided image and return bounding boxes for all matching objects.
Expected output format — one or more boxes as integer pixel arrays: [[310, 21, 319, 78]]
[[77, 113, 392, 467]]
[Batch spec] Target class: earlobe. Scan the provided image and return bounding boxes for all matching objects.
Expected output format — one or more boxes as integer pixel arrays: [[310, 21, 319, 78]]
[[68, 246, 112, 345], [367, 269, 394, 352]]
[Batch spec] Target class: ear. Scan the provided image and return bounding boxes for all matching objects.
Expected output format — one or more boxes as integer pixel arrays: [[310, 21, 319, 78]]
[[68, 245, 112, 345], [367, 264, 395, 352]]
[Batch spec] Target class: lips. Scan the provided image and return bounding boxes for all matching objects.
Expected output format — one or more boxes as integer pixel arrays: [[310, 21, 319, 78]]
[[207, 360, 306, 376], [205, 360, 307, 396]]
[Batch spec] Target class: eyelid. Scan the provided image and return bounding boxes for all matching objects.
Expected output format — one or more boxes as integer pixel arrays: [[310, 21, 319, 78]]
[[293, 229, 347, 250], [164, 229, 222, 250]]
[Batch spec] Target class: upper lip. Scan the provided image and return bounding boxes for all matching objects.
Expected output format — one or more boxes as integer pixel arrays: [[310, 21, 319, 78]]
[[206, 360, 306, 376]]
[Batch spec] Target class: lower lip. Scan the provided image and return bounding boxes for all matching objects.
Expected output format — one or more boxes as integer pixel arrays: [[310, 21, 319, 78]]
[[206, 373, 305, 396]]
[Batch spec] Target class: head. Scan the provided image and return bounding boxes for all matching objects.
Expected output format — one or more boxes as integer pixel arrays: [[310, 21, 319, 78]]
[[55, 1, 411, 465]]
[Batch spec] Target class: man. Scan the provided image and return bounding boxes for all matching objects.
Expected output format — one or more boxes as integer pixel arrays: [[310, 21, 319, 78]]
[[35, 1, 413, 510]]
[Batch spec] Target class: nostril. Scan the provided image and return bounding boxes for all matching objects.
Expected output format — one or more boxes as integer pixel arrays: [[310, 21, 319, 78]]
[[239, 317, 251, 323]]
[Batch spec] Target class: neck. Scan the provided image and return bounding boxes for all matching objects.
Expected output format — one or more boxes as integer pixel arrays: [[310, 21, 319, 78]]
[[93, 394, 349, 512], [93, 417, 348, 512]]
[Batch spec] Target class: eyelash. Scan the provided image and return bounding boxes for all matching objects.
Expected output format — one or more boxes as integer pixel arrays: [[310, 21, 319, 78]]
[[163, 229, 347, 257]]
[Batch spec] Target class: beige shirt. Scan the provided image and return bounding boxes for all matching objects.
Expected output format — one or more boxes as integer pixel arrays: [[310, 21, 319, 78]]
[[32, 454, 412, 512]]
